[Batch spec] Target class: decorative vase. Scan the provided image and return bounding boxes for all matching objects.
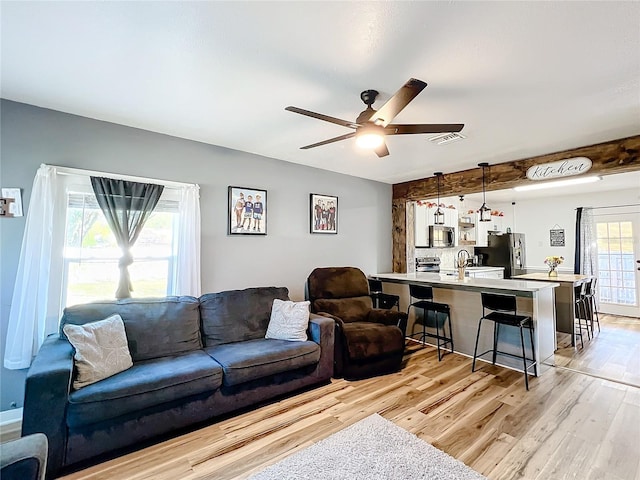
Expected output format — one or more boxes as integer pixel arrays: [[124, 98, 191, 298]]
[[548, 267, 558, 277]]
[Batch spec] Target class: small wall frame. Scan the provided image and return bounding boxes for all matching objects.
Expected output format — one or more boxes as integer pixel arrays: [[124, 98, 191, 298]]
[[228, 186, 267, 235], [310, 193, 338, 234]]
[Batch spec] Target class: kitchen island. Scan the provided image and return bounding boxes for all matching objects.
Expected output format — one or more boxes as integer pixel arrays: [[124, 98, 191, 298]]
[[369, 272, 559, 376], [512, 273, 592, 346]]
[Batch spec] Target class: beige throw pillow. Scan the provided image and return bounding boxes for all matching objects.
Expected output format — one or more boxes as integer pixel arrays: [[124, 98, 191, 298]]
[[265, 299, 310, 342], [63, 314, 133, 389]]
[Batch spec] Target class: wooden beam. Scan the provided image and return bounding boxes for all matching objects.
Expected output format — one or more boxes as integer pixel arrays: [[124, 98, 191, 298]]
[[392, 199, 407, 273], [392, 135, 640, 272], [393, 135, 640, 201]]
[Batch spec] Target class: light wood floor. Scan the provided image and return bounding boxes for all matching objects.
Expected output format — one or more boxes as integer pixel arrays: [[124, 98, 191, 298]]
[[553, 313, 640, 387], [59, 326, 640, 480]]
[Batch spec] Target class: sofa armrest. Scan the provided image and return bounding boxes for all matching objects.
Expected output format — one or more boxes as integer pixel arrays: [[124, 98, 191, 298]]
[[22, 334, 74, 478], [308, 313, 335, 379], [367, 309, 408, 336]]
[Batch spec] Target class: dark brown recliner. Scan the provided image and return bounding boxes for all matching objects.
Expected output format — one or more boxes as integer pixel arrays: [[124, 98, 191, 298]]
[[306, 267, 408, 379]]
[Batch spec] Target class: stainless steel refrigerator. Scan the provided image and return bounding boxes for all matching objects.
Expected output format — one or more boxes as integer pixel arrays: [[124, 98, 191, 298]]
[[474, 233, 526, 278]]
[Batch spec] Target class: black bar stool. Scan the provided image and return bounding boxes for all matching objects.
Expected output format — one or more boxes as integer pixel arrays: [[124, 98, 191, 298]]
[[472, 292, 537, 390], [368, 279, 400, 311], [583, 277, 600, 334], [406, 284, 453, 361], [574, 283, 591, 347]]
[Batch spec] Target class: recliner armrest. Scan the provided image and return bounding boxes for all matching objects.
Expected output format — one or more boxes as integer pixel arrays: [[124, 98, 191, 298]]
[[22, 334, 74, 479], [367, 309, 408, 336]]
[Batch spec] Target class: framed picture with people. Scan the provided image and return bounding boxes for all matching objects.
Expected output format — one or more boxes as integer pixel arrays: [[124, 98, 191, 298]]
[[228, 186, 267, 235], [310, 193, 338, 234]]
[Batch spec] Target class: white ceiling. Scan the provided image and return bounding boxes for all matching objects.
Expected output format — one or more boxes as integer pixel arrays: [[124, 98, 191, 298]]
[[1, 2, 639, 184]]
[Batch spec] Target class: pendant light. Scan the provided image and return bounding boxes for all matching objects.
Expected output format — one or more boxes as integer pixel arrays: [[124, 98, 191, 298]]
[[434, 172, 445, 225], [478, 162, 491, 222]]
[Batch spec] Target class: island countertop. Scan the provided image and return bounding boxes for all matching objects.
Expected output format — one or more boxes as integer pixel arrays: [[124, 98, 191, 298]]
[[370, 272, 559, 296], [370, 272, 560, 376]]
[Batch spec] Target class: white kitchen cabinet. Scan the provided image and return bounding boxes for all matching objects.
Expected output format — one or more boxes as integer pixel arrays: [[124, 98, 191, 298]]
[[475, 214, 504, 247], [468, 269, 505, 279], [415, 204, 428, 247]]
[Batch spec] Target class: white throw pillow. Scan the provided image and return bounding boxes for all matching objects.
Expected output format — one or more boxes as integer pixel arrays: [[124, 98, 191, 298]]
[[265, 299, 311, 342], [63, 314, 133, 390]]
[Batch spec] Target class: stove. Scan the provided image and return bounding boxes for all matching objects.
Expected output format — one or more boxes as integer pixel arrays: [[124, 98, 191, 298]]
[[415, 256, 441, 273]]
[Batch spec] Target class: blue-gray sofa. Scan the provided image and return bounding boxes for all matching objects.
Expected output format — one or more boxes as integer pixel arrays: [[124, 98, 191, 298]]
[[21, 287, 334, 479]]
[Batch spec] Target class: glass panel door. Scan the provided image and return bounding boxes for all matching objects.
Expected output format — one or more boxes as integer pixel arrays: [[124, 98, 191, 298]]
[[595, 213, 640, 317]]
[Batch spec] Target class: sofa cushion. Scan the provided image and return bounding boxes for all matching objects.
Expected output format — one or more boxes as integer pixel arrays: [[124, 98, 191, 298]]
[[265, 299, 310, 341], [60, 297, 202, 362], [313, 296, 372, 323], [204, 338, 320, 387], [63, 314, 133, 389], [67, 350, 222, 428], [200, 287, 290, 346], [341, 322, 404, 360]]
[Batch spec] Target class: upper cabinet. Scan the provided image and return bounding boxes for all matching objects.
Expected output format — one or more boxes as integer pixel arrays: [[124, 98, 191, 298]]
[[475, 213, 504, 247]]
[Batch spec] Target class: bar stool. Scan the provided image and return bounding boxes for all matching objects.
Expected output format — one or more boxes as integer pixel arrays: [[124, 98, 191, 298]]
[[472, 292, 537, 390], [368, 279, 400, 311], [573, 284, 591, 348], [583, 277, 600, 334], [406, 284, 454, 361]]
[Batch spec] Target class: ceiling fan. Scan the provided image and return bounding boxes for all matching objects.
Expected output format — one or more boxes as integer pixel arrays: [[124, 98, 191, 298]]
[[285, 78, 464, 158]]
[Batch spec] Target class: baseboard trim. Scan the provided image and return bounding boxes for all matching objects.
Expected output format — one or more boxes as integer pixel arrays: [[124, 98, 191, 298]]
[[0, 408, 23, 443]]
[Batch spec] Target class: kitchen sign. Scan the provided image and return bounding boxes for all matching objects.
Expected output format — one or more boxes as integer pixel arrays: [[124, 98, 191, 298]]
[[526, 157, 592, 181]]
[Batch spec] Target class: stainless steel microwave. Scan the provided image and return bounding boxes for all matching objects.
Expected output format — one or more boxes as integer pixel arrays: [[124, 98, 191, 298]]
[[428, 226, 455, 248]]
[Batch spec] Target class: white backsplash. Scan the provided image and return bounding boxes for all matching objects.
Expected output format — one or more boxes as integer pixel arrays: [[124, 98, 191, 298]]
[[415, 246, 474, 270]]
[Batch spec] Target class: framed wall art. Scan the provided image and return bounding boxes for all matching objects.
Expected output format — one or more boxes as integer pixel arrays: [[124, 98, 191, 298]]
[[228, 186, 267, 235], [310, 193, 338, 234]]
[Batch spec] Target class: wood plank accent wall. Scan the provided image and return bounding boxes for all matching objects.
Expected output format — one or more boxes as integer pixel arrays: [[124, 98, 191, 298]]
[[392, 135, 640, 272]]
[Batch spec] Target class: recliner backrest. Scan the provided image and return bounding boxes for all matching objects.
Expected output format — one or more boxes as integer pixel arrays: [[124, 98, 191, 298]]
[[307, 267, 373, 323]]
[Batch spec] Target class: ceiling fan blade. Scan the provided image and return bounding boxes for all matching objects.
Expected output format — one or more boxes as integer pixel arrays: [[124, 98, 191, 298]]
[[385, 123, 464, 135], [285, 106, 358, 129], [368, 78, 427, 127], [375, 142, 390, 158], [300, 132, 356, 149]]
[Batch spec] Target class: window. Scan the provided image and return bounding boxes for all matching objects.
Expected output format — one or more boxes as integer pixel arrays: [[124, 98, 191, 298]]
[[62, 190, 180, 307], [596, 220, 637, 306], [4, 164, 200, 370]]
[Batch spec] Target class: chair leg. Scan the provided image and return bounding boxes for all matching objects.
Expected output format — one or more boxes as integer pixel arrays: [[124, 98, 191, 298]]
[[436, 319, 442, 361], [575, 301, 584, 348], [528, 324, 537, 376], [519, 324, 529, 391], [448, 314, 454, 354], [472, 318, 483, 372], [593, 297, 601, 332], [492, 322, 499, 365], [422, 310, 427, 346]]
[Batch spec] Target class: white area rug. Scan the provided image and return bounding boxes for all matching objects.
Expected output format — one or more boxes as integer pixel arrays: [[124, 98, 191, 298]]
[[248, 414, 487, 480]]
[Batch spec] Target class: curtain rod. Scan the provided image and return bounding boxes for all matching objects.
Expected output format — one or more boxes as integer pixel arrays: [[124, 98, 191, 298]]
[[46, 164, 198, 189], [576, 203, 640, 210]]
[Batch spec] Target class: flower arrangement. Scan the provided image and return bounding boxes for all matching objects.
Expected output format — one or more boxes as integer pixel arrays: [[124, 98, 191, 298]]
[[544, 255, 564, 276]]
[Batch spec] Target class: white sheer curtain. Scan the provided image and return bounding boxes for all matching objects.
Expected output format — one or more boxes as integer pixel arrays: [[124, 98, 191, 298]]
[[173, 184, 201, 296], [580, 207, 596, 276], [4, 165, 64, 369]]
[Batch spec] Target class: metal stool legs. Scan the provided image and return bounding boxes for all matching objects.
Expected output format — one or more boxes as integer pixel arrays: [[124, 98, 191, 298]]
[[408, 301, 454, 361]]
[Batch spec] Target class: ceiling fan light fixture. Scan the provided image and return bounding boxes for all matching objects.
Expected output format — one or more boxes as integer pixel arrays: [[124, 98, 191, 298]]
[[355, 124, 385, 149]]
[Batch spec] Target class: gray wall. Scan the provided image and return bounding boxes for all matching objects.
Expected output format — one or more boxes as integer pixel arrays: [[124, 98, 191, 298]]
[[0, 99, 393, 410]]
